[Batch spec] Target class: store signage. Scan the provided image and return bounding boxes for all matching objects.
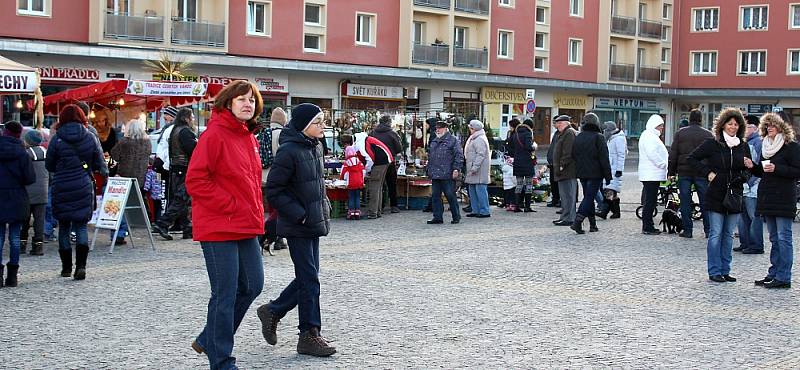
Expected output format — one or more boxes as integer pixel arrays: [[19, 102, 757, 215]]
[[0, 70, 37, 92], [39, 66, 100, 82], [748, 104, 773, 114], [526, 89, 536, 100], [106, 72, 126, 79], [94, 178, 131, 229], [554, 94, 589, 110], [481, 87, 526, 104], [345, 83, 404, 99], [594, 96, 658, 110], [256, 77, 288, 93], [200, 75, 247, 85], [125, 80, 208, 96], [152, 73, 200, 82]]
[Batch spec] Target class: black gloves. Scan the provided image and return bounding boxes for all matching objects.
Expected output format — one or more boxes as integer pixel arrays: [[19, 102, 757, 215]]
[[605, 178, 611, 186], [615, 171, 623, 178]]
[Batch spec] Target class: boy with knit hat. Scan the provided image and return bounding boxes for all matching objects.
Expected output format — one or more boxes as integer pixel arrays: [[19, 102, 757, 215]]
[[20, 130, 49, 256]]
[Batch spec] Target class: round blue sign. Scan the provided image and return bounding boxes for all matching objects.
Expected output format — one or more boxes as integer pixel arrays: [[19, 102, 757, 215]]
[[526, 99, 536, 113]]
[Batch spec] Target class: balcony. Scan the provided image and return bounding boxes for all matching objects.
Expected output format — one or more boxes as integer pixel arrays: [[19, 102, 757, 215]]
[[414, 0, 450, 10], [171, 18, 225, 48], [412, 43, 449, 66], [638, 19, 663, 39], [637, 65, 661, 84], [104, 12, 164, 42], [611, 15, 636, 36], [453, 47, 487, 69], [454, 0, 489, 15], [609, 63, 635, 83]]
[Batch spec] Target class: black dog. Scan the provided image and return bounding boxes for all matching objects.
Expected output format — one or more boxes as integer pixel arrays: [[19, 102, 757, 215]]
[[660, 208, 684, 234]]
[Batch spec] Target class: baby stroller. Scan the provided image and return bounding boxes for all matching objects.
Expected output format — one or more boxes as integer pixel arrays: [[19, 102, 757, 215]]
[[636, 179, 702, 221]]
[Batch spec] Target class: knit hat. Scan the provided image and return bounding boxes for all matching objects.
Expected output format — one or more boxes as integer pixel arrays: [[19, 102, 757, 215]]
[[745, 114, 760, 127], [270, 107, 288, 125], [162, 106, 178, 118], [288, 103, 323, 132], [602, 121, 618, 140], [679, 119, 689, 128], [3, 120, 23, 138], [468, 119, 484, 130], [23, 129, 44, 146]]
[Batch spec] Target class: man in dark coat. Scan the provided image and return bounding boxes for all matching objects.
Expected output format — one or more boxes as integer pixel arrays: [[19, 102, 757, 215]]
[[571, 113, 612, 234], [426, 120, 464, 224], [370, 115, 403, 213], [546, 117, 563, 207], [552, 115, 578, 226]]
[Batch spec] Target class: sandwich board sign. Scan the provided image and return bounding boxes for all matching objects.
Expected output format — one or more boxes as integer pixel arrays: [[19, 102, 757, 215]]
[[90, 177, 156, 254]]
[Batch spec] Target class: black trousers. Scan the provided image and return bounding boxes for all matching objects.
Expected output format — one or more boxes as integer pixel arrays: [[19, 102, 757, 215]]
[[157, 168, 191, 232], [385, 163, 398, 207], [641, 181, 660, 232], [21, 203, 46, 243], [548, 165, 560, 204]]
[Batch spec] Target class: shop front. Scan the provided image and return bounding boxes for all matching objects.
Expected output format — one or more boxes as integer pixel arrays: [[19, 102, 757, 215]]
[[481, 86, 527, 140], [553, 93, 590, 128], [443, 90, 482, 120], [340, 82, 406, 112], [592, 96, 661, 138]]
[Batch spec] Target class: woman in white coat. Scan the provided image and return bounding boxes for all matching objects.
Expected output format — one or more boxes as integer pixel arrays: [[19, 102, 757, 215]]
[[638, 115, 668, 234], [597, 121, 627, 219], [464, 120, 492, 218]]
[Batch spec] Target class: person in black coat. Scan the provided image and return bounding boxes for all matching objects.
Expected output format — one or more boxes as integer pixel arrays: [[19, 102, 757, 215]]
[[688, 108, 751, 284], [370, 115, 403, 213], [512, 118, 537, 212], [0, 121, 36, 287], [744, 112, 800, 289], [46, 105, 107, 281], [570, 113, 612, 234], [259, 103, 336, 356]]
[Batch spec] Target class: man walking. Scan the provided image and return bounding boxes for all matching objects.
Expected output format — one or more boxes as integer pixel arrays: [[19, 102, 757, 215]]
[[259, 107, 289, 251], [370, 115, 403, 214], [552, 115, 577, 226], [668, 109, 713, 238], [426, 120, 464, 225], [546, 120, 561, 208]]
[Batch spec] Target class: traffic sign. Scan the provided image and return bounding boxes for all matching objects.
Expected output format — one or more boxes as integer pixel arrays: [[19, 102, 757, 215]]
[[525, 99, 536, 113]]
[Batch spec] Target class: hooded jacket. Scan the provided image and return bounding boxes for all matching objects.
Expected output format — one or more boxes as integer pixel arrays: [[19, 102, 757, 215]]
[[638, 115, 669, 182], [25, 145, 49, 205], [186, 109, 265, 242], [0, 136, 35, 223], [464, 129, 491, 184], [46, 122, 106, 222], [370, 122, 402, 158], [668, 122, 713, 177], [751, 141, 800, 218], [605, 130, 627, 192], [573, 118, 612, 181], [340, 146, 365, 189], [512, 125, 536, 177]]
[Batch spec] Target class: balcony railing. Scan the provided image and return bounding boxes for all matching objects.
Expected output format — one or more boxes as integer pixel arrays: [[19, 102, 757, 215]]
[[412, 43, 450, 66], [171, 18, 225, 48], [414, 0, 451, 10], [455, 0, 489, 15], [453, 47, 488, 69], [611, 15, 636, 36], [104, 12, 164, 42], [638, 19, 663, 39], [637, 65, 661, 84], [609, 63, 635, 82]]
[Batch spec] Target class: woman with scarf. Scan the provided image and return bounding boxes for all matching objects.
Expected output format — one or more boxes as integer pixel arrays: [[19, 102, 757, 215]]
[[744, 113, 800, 289], [689, 108, 751, 283]]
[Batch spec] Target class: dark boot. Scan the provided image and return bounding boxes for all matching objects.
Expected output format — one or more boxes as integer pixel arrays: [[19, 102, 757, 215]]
[[570, 214, 586, 234], [256, 301, 280, 345], [0, 265, 4, 288], [273, 238, 287, 250], [74, 244, 89, 280], [20, 240, 27, 254], [182, 228, 193, 240], [513, 193, 523, 212], [610, 198, 621, 219], [30, 241, 44, 256], [4, 264, 19, 287], [589, 216, 599, 232], [297, 327, 336, 357], [523, 194, 535, 212], [596, 199, 610, 220], [59, 249, 73, 277]]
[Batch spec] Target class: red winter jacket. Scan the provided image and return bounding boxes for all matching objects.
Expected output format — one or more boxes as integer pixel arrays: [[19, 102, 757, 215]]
[[340, 151, 365, 189], [186, 109, 264, 242]]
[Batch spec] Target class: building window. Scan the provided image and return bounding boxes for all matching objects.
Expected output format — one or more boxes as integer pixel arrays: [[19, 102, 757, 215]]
[[609, 44, 617, 64], [661, 48, 670, 63], [501, 104, 514, 126], [356, 13, 375, 46], [791, 4, 800, 29], [535, 32, 546, 50], [660, 70, 669, 83], [741, 6, 768, 30], [247, 1, 271, 36], [497, 30, 513, 59], [177, 0, 197, 21], [413, 21, 425, 45], [534, 57, 547, 71], [498, 0, 513, 7], [570, 0, 582, 17], [739, 50, 767, 75], [305, 3, 323, 25], [662, 3, 672, 20], [107, 0, 129, 15], [568, 39, 582, 65], [454, 26, 467, 48], [535, 7, 546, 24], [692, 8, 719, 32], [691, 51, 717, 75], [662, 25, 670, 41], [18, 0, 47, 15], [304, 34, 323, 52], [790, 50, 800, 74]]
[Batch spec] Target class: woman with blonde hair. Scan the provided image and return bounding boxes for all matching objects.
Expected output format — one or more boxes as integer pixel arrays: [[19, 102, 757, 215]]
[[109, 117, 152, 245], [744, 113, 800, 288]]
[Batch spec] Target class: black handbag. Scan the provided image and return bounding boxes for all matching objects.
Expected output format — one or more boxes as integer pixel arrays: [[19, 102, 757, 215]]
[[720, 147, 742, 213]]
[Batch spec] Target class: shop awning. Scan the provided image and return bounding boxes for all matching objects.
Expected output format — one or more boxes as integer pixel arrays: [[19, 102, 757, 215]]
[[0, 54, 39, 94]]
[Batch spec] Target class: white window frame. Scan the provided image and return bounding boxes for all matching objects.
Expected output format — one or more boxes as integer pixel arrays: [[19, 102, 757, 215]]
[[534, 32, 547, 51], [497, 30, 513, 59], [177, 0, 198, 21], [107, 0, 129, 15], [17, 0, 49, 17], [413, 21, 425, 45], [534, 56, 547, 72], [740, 5, 769, 31], [535, 7, 547, 25], [662, 3, 672, 20], [303, 33, 324, 53], [355, 12, 376, 46], [738, 50, 767, 75], [609, 44, 617, 64], [789, 49, 800, 75], [661, 25, 670, 41], [501, 104, 514, 127], [568, 38, 582, 65], [498, 0, 513, 8], [454, 26, 467, 49], [692, 7, 719, 32], [570, 0, 583, 18], [660, 69, 669, 83], [246, 1, 271, 37], [690, 51, 718, 75], [304, 3, 324, 26], [661, 48, 670, 64], [790, 4, 800, 29]]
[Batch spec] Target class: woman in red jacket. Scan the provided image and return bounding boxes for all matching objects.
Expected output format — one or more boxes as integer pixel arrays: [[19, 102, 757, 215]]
[[185, 80, 265, 370]]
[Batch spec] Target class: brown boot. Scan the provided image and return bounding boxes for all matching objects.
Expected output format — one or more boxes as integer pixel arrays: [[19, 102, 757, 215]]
[[297, 327, 336, 357], [256, 301, 280, 345]]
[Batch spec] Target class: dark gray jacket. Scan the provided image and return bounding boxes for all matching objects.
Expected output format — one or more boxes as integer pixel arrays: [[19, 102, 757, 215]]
[[427, 131, 464, 180], [25, 146, 48, 204]]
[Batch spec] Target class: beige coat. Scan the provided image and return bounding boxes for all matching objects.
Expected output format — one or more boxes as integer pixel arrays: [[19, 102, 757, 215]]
[[464, 129, 491, 184]]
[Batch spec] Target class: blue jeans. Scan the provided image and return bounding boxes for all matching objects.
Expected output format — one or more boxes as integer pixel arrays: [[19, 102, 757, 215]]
[[431, 179, 460, 222], [45, 187, 57, 239], [468, 184, 490, 216], [268, 237, 322, 333], [578, 178, 603, 218], [0, 222, 22, 265], [58, 221, 87, 250], [707, 211, 739, 276], [678, 177, 709, 235], [109, 216, 129, 241], [196, 238, 264, 370], [348, 189, 361, 210], [738, 197, 764, 251], [764, 216, 793, 282]]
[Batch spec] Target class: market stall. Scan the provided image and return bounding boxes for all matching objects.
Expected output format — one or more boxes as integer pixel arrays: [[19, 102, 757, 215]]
[[0, 54, 42, 127]]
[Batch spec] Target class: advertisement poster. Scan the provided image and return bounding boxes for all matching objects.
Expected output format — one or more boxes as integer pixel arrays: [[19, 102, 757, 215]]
[[126, 80, 207, 96], [95, 178, 132, 230]]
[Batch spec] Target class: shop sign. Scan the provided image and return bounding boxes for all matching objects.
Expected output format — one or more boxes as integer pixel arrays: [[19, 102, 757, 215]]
[[152, 73, 199, 82], [106, 72, 126, 79], [200, 75, 247, 85], [93, 177, 131, 229], [0, 70, 37, 92], [256, 77, 288, 93], [594, 96, 658, 110], [345, 83, 404, 99], [481, 87, 526, 104], [39, 66, 100, 82], [748, 104, 773, 114], [554, 94, 589, 110], [125, 80, 207, 96]]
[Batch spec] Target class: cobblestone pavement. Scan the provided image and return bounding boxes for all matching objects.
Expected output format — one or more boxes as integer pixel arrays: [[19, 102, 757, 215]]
[[2, 173, 800, 369]]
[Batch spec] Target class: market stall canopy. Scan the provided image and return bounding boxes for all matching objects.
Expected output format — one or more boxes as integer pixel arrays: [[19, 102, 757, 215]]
[[0, 55, 39, 93], [42, 79, 224, 114]]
